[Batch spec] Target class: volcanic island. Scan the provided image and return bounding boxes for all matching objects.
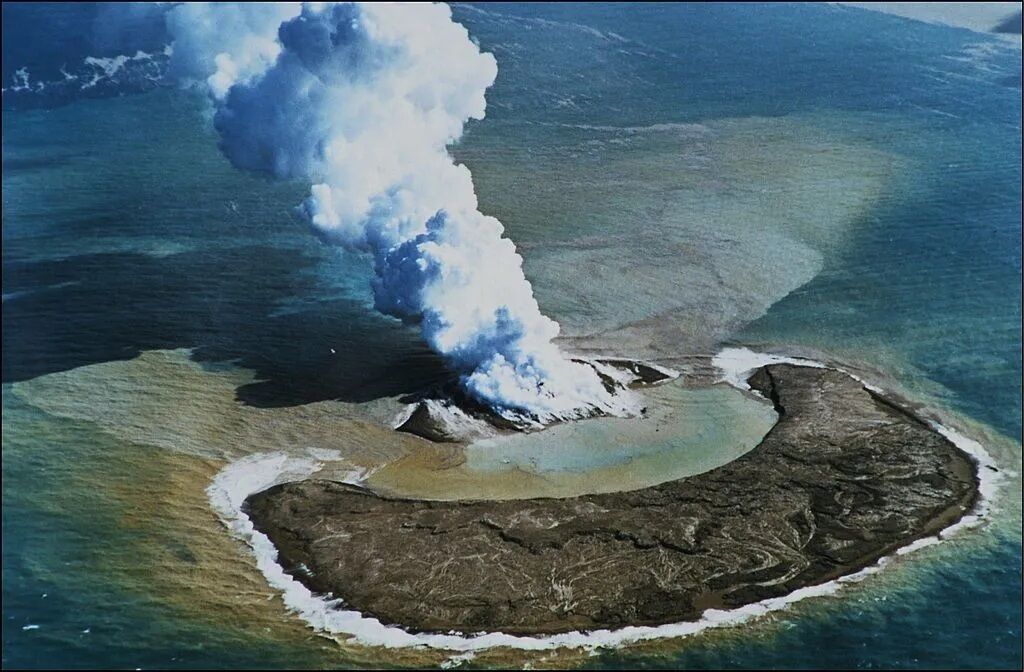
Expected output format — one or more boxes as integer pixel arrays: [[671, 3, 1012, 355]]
[[243, 361, 980, 635]]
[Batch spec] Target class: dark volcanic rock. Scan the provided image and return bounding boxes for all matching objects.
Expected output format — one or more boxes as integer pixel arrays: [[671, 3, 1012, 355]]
[[244, 364, 979, 635], [596, 358, 676, 386], [395, 397, 530, 442], [395, 402, 462, 443]]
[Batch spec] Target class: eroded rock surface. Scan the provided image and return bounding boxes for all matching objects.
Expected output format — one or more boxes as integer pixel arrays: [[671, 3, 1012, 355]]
[[245, 364, 978, 635]]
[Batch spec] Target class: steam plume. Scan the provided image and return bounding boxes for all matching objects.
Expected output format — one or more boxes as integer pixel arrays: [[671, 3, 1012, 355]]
[[166, 2, 633, 422]]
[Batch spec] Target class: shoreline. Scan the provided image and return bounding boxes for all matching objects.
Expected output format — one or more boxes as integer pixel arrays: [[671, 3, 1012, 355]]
[[207, 349, 1005, 653]]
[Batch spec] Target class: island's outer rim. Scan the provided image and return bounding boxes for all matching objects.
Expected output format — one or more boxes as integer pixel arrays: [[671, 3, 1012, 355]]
[[208, 351, 1004, 652]]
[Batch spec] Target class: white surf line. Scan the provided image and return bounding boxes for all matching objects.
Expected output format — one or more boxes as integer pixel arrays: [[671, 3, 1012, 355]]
[[207, 349, 1005, 655]]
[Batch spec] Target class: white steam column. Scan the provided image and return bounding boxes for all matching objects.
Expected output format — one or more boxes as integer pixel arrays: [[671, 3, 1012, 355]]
[[166, 2, 634, 423]]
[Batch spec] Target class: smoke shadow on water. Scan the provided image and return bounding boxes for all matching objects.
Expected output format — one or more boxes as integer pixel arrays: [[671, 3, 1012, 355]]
[[2, 244, 452, 407]]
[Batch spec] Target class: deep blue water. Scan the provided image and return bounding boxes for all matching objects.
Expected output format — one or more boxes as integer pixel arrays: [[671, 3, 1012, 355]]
[[3, 3, 1021, 669]]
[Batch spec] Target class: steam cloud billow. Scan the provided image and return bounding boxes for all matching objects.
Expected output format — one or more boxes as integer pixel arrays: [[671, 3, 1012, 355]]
[[166, 2, 635, 423]]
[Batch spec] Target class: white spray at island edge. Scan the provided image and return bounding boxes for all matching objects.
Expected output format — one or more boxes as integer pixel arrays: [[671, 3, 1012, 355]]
[[164, 2, 635, 423]]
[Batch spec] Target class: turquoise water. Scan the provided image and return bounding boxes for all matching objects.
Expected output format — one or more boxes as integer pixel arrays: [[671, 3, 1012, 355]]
[[3, 3, 1021, 669]]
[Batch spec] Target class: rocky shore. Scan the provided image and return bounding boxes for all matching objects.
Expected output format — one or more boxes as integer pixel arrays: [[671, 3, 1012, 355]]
[[244, 363, 979, 635]]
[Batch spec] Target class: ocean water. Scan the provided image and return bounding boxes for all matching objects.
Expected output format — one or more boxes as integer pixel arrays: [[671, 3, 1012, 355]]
[[3, 3, 1021, 669]]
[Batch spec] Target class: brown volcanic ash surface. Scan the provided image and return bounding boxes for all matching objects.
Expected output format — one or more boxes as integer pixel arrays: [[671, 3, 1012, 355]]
[[244, 364, 978, 635]]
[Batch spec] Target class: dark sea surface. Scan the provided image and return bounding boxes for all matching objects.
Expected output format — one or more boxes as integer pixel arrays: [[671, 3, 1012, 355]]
[[3, 3, 1021, 669]]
